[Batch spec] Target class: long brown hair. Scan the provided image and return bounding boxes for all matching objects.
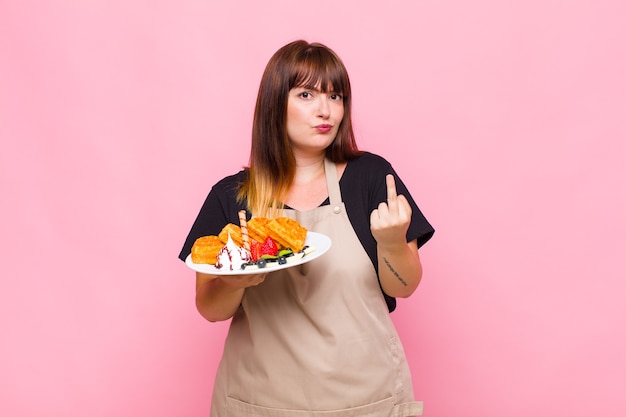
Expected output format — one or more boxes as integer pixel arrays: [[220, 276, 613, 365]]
[[239, 40, 362, 216]]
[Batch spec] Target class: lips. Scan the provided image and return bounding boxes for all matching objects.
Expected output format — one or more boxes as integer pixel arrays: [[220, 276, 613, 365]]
[[315, 124, 332, 133]]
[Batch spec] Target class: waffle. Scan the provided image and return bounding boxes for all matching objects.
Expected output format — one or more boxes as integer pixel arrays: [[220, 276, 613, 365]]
[[247, 217, 272, 243], [267, 217, 307, 252], [191, 216, 308, 265], [191, 235, 224, 264], [218, 223, 244, 247]]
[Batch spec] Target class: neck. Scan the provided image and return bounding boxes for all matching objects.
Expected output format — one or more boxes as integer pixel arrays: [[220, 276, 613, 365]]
[[293, 156, 325, 185]]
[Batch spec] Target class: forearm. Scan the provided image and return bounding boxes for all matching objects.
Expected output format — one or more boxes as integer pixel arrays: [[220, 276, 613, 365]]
[[377, 240, 422, 298], [195, 273, 245, 322]]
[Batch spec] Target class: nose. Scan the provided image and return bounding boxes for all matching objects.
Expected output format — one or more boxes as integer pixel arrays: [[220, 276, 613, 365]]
[[317, 95, 330, 119]]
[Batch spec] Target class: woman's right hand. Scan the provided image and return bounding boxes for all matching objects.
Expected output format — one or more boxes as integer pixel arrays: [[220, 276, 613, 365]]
[[215, 272, 267, 289], [195, 272, 267, 322]]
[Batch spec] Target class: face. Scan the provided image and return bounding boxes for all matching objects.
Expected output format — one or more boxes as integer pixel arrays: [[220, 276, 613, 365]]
[[286, 86, 344, 155]]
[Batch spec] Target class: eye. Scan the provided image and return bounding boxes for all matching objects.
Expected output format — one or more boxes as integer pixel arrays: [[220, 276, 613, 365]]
[[298, 91, 313, 99], [330, 93, 343, 101]]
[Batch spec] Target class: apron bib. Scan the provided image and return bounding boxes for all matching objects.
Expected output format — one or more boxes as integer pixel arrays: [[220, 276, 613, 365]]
[[210, 159, 423, 417]]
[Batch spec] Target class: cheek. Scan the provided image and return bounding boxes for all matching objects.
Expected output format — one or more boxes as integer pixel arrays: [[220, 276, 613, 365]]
[[286, 103, 304, 124], [285, 110, 297, 134], [335, 105, 345, 122], [285, 109, 305, 139]]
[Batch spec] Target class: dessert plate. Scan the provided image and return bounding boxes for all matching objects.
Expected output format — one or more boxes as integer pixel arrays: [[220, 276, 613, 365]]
[[185, 232, 332, 276]]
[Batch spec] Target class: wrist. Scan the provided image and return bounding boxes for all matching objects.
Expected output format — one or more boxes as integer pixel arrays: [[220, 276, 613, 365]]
[[377, 240, 409, 254]]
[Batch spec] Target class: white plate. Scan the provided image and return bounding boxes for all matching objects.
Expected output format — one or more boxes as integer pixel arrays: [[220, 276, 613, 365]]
[[185, 232, 332, 275]]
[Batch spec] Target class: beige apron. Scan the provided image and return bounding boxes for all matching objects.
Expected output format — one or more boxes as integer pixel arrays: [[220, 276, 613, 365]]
[[210, 159, 423, 417]]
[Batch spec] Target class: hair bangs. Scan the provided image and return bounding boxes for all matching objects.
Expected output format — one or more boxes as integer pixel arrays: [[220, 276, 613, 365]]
[[290, 46, 349, 95]]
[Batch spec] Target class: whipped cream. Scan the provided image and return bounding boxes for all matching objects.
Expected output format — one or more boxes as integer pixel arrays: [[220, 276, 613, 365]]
[[215, 233, 251, 270]]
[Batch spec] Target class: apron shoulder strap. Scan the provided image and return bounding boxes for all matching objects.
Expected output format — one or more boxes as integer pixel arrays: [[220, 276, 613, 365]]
[[324, 158, 343, 208]]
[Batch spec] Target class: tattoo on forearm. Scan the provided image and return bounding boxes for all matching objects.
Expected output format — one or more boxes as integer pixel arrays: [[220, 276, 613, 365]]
[[383, 257, 407, 286]]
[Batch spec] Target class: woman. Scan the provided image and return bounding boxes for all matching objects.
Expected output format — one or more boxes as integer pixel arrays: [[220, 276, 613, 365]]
[[179, 40, 434, 416]]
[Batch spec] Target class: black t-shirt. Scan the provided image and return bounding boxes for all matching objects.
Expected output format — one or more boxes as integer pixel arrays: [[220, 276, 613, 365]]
[[179, 152, 434, 312]]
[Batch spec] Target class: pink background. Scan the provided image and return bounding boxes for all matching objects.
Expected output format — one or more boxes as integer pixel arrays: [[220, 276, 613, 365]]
[[2, 1, 625, 416]]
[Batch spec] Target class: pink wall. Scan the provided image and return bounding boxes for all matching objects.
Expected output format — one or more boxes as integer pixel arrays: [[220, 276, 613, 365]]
[[2, 1, 625, 416]]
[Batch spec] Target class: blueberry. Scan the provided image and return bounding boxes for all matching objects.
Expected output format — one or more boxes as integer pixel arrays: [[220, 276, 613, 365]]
[[278, 256, 287, 265], [256, 259, 267, 268]]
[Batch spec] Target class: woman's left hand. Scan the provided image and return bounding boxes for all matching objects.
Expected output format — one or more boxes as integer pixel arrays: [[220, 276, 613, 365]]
[[370, 174, 412, 248], [370, 174, 422, 298]]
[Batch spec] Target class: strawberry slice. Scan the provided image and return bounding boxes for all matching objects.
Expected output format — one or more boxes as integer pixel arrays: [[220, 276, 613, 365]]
[[260, 236, 279, 257], [250, 239, 262, 262]]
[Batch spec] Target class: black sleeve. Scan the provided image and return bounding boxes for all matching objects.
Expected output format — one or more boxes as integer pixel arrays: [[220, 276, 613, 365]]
[[341, 152, 435, 312], [178, 171, 248, 262], [369, 157, 434, 248]]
